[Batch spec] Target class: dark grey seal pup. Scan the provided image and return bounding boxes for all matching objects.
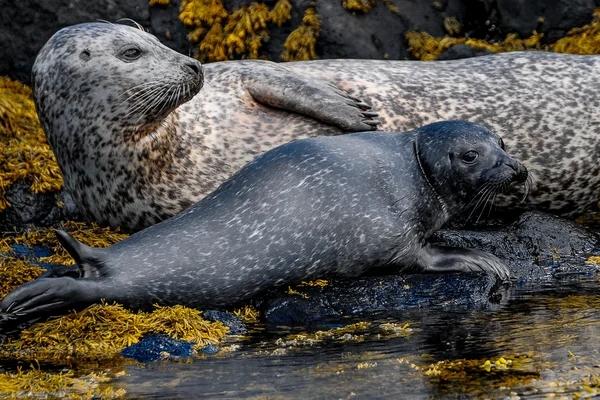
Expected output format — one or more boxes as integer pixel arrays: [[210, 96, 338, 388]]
[[0, 121, 527, 325]]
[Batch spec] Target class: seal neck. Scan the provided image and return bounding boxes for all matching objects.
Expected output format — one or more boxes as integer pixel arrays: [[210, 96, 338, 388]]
[[413, 138, 450, 220]]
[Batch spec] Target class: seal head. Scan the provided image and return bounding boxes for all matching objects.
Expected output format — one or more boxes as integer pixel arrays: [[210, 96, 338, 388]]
[[414, 122, 529, 219]]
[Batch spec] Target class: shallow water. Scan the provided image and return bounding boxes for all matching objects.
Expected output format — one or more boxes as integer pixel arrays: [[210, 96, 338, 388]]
[[113, 275, 600, 399]]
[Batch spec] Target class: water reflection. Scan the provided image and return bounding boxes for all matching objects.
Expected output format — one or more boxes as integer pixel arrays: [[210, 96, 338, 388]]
[[115, 276, 599, 398]]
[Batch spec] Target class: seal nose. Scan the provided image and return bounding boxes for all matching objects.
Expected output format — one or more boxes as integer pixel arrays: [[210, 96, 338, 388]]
[[186, 60, 201, 76], [506, 158, 528, 182], [184, 59, 204, 87]]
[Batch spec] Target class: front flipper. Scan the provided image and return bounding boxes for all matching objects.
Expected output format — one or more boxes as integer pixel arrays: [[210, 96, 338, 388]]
[[0, 277, 101, 332], [245, 61, 380, 131], [413, 244, 510, 281]]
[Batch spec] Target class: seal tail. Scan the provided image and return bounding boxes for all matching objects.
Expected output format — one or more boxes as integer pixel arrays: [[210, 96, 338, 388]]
[[54, 229, 106, 278]]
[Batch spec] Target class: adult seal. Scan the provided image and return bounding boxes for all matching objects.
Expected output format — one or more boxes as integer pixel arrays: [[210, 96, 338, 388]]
[[33, 22, 379, 231], [0, 121, 528, 326], [34, 23, 598, 232]]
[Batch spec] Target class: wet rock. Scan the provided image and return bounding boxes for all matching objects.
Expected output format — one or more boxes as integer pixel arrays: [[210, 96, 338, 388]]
[[203, 310, 247, 335], [433, 211, 599, 281], [121, 333, 195, 362], [0, 185, 81, 231], [260, 272, 500, 328]]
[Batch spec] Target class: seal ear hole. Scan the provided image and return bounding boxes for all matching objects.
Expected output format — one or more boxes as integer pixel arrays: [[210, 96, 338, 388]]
[[80, 50, 91, 61], [461, 150, 479, 164], [498, 138, 505, 150]]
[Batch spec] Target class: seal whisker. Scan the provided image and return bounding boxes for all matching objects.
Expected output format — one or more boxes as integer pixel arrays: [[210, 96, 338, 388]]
[[467, 183, 500, 222], [120, 83, 164, 106], [476, 186, 499, 224], [123, 84, 167, 115], [131, 84, 172, 122]]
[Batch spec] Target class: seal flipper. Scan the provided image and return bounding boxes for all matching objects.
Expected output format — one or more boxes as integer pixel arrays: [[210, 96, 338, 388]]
[[51, 229, 106, 278], [244, 62, 380, 131], [412, 243, 510, 281], [0, 277, 102, 332]]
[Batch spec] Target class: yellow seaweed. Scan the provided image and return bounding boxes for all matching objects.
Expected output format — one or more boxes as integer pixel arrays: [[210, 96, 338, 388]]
[[282, 6, 320, 61], [0, 77, 62, 212]]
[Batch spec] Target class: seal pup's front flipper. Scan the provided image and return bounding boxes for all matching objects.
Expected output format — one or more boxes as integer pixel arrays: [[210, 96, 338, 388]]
[[413, 243, 510, 281], [244, 62, 380, 131]]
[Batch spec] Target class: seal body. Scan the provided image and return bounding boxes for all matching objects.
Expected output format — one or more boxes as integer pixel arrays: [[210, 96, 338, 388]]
[[0, 121, 527, 324], [33, 23, 597, 231]]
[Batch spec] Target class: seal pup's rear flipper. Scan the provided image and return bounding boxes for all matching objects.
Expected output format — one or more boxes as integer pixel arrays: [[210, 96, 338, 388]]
[[53, 229, 106, 278], [245, 62, 380, 131], [0, 276, 102, 332]]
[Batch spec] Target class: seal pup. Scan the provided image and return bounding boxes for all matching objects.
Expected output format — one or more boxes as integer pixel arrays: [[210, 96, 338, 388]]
[[32, 23, 379, 231], [0, 121, 527, 326]]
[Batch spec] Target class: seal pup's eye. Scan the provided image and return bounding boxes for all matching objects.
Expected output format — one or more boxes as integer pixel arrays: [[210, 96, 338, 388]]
[[498, 138, 505, 150], [119, 47, 142, 61], [462, 150, 479, 164]]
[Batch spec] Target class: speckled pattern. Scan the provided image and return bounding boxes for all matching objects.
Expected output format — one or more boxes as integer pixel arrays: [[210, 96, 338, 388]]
[[33, 23, 599, 232], [0, 121, 526, 317], [32, 23, 378, 232], [289, 54, 600, 217]]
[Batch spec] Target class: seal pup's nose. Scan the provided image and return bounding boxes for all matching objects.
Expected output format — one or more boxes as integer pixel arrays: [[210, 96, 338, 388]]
[[506, 158, 528, 182]]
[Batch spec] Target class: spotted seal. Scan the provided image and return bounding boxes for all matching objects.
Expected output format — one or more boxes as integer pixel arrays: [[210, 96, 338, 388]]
[[34, 24, 596, 231], [0, 121, 528, 325], [33, 22, 379, 231]]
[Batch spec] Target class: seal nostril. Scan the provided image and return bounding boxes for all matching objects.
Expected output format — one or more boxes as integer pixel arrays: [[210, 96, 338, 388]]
[[186, 61, 201, 77]]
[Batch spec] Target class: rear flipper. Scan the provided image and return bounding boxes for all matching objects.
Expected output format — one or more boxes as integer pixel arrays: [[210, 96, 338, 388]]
[[413, 244, 510, 281], [0, 277, 101, 332], [245, 61, 380, 131]]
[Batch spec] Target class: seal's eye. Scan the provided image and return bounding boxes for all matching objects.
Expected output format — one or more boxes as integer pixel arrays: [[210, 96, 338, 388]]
[[498, 138, 505, 150], [120, 47, 142, 61], [462, 150, 479, 164]]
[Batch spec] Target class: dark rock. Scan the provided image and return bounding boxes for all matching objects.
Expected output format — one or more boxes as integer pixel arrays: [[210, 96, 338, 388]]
[[198, 343, 221, 355], [494, 0, 544, 37], [121, 333, 195, 362], [437, 44, 495, 60], [260, 272, 501, 328], [543, 0, 595, 42], [203, 310, 247, 335], [0, 185, 82, 232]]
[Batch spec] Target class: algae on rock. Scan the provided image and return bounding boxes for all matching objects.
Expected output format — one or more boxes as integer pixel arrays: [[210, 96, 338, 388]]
[[0, 77, 63, 213]]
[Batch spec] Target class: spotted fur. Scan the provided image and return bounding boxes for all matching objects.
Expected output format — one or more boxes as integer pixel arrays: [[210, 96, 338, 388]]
[[33, 23, 599, 231]]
